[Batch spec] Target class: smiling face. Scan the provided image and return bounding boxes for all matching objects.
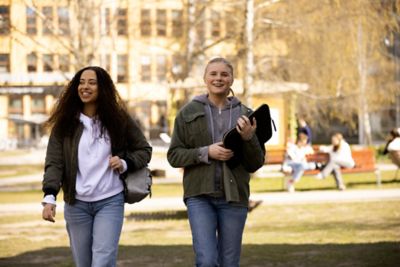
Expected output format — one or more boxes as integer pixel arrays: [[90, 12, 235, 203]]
[[203, 62, 234, 97], [78, 69, 98, 106]]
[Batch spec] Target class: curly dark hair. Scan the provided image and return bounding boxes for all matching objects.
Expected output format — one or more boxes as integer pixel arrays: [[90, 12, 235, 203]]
[[45, 66, 129, 147]]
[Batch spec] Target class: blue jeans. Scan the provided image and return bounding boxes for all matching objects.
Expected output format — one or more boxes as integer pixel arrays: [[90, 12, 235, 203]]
[[186, 196, 248, 267], [287, 161, 315, 182], [64, 192, 125, 267]]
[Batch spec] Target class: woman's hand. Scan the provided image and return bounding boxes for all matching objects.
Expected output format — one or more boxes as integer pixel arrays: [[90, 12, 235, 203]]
[[109, 156, 124, 172], [236, 115, 257, 141], [208, 142, 234, 161], [42, 203, 56, 223]]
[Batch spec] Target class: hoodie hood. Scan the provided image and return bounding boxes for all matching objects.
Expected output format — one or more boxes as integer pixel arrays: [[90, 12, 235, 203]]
[[192, 94, 241, 144]]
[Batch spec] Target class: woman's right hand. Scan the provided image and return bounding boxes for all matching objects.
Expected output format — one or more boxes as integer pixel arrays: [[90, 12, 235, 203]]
[[42, 203, 56, 223], [208, 142, 234, 161]]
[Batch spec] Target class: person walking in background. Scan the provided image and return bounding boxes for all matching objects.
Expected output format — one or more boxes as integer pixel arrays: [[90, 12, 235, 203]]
[[296, 117, 312, 144], [315, 132, 354, 190], [41, 66, 152, 267], [283, 130, 315, 193], [167, 57, 265, 267]]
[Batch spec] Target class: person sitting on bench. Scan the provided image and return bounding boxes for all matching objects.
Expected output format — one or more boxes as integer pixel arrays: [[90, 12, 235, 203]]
[[383, 128, 400, 171], [282, 130, 315, 193], [315, 133, 354, 191]]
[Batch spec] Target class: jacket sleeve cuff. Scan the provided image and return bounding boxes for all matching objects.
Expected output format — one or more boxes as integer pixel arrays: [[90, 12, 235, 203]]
[[42, 194, 56, 206], [119, 159, 128, 174], [198, 146, 210, 164]]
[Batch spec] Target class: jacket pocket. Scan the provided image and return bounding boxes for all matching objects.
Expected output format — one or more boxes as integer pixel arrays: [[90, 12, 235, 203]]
[[184, 112, 207, 136]]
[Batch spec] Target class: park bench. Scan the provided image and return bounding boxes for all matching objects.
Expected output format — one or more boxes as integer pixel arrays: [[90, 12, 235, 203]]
[[266, 147, 382, 189]]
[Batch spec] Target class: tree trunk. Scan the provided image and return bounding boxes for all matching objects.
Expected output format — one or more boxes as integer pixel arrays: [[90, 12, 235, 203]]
[[243, 0, 254, 106], [357, 19, 372, 145]]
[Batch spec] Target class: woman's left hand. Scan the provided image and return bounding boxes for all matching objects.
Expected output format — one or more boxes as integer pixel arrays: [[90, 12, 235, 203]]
[[109, 156, 123, 172], [236, 115, 257, 141]]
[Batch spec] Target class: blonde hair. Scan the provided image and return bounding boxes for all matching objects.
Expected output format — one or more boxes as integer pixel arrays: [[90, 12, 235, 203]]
[[204, 57, 234, 77], [332, 132, 344, 152]]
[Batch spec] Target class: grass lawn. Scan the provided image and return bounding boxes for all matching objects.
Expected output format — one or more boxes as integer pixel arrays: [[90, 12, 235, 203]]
[[0, 200, 399, 266], [0, 165, 43, 179], [0, 170, 398, 203]]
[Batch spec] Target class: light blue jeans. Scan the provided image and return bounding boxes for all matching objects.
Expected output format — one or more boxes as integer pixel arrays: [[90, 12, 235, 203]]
[[64, 192, 125, 267], [186, 196, 248, 267], [321, 159, 354, 188], [286, 161, 315, 182]]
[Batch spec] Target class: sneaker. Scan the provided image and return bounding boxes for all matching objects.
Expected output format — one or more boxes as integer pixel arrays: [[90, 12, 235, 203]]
[[287, 184, 295, 193], [338, 184, 346, 191], [315, 173, 324, 180], [286, 179, 295, 193]]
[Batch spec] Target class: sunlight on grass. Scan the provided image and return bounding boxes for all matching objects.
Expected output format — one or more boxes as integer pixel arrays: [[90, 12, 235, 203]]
[[0, 200, 399, 266], [0, 165, 43, 179]]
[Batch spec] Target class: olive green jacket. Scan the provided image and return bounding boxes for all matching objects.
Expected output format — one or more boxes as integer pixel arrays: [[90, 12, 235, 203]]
[[167, 101, 265, 207], [42, 117, 152, 205]]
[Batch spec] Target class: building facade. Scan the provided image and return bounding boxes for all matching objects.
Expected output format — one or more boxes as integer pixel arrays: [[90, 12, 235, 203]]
[[0, 0, 292, 149]]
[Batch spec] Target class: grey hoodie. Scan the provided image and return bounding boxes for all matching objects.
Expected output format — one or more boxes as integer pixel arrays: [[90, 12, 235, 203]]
[[193, 94, 242, 195]]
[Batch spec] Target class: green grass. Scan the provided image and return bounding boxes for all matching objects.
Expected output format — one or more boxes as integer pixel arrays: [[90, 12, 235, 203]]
[[251, 170, 400, 193], [0, 200, 399, 266], [0, 170, 398, 204], [0, 165, 43, 179]]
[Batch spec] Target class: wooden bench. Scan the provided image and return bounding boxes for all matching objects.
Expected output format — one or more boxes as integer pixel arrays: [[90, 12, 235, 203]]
[[267, 147, 382, 188]]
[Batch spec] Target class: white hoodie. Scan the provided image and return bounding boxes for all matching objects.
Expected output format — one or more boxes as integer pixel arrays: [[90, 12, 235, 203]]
[[75, 113, 124, 202]]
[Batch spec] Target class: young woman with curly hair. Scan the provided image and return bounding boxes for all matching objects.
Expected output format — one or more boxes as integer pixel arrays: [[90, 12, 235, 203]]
[[41, 66, 152, 267]]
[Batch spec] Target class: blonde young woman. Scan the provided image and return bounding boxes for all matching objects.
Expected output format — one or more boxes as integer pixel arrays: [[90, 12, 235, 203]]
[[315, 133, 354, 190], [167, 57, 265, 266]]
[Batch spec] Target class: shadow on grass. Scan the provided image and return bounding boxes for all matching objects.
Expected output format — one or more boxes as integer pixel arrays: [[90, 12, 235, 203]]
[[1, 242, 399, 267]]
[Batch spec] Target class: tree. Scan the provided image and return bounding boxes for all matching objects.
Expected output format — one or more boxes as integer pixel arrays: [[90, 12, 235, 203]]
[[261, 0, 399, 144]]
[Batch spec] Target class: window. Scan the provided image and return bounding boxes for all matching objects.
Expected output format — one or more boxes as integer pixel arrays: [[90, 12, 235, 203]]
[[171, 54, 184, 80], [26, 7, 37, 35], [9, 96, 23, 114], [195, 7, 205, 46], [117, 8, 127, 36], [140, 56, 151, 82], [59, 54, 69, 72], [42, 6, 53, 35], [156, 9, 166, 36], [102, 8, 111, 35], [225, 11, 236, 37], [43, 54, 54, 72], [117, 54, 128, 83], [140, 9, 151, 36], [0, 54, 9, 72], [0, 6, 10, 35], [58, 7, 69, 35], [31, 96, 45, 114], [211, 11, 220, 38], [171, 10, 182, 37], [156, 55, 167, 82], [101, 54, 111, 73], [27, 53, 37, 72]]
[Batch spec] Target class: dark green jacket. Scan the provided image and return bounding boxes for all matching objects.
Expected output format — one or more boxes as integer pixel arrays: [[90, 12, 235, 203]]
[[42, 116, 152, 205], [167, 101, 265, 207]]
